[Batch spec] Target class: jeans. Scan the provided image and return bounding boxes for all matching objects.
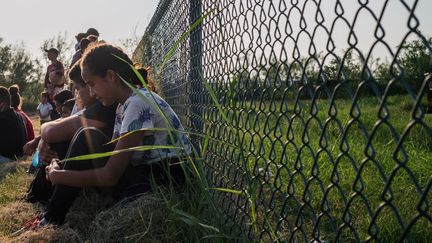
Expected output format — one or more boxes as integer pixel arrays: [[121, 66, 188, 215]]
[[0, 155, 11, 163]]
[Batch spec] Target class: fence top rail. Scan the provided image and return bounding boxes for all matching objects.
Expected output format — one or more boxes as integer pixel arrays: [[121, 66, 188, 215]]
[[145, 0, 174, 36]]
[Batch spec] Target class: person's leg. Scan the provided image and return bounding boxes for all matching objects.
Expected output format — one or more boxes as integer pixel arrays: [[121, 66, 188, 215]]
[[43, 127, 113, 225], [0, 155, 11, 163], [115, 158, 187, 202], [26, 140, 70, 202]]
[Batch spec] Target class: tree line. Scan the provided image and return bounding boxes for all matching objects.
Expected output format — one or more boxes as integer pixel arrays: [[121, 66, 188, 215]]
[[227, 38, 431, 101]]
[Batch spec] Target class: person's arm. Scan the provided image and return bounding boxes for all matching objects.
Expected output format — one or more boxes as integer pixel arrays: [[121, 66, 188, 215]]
[[38, 138, 58, 163], [47, 130, 145, 187], [41, 114, 106, 143], [23, 136, 41, 155]]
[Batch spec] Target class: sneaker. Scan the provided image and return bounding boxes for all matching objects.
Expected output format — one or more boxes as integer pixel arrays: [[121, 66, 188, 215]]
[[11, 214, 49, 236]]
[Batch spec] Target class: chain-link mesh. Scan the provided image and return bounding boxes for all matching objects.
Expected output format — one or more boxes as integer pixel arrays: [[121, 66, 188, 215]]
[[134, 0, 432, 241]]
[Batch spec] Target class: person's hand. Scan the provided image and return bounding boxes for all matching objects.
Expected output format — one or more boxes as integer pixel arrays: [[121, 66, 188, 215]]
[[23, 140, 37, 155], [38, 140, 58, 164], [45, 159, 60, 183]]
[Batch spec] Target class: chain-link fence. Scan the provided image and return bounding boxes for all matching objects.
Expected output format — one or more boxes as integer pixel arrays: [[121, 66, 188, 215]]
[[134, 0, 432, 241]]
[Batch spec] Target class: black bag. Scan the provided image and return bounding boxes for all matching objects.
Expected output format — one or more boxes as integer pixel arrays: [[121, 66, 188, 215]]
[[26, 164, 53, 205]]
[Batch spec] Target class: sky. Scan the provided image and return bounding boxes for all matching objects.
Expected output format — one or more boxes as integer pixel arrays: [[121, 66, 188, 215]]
[[0, 0, 431, 65], [0, 0, 159, 61]]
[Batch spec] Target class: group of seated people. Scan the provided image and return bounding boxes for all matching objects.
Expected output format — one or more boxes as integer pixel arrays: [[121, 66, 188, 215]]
[[3, 39, 193, 231]]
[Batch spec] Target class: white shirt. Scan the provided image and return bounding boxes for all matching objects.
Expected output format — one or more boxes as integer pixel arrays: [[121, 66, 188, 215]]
[[113, 88, 192, 165], [37, 102, 53, 121]]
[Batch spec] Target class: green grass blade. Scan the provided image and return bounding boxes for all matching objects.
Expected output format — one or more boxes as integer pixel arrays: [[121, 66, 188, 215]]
[[172, 208, 220, 232], [207, 187, 244, 196], [159, 9, 215, 73], [201, 75, 230, 124], [61, 145, 181, 162], [113, 53, 149, 88], [105, 127, 206, 145]]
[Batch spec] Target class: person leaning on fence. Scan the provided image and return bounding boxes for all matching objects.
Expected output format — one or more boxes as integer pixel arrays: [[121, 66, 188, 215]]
[[0, 86, 27, 163], [24, 43, 192, 228], [23, 61, 117, 203], [9, 84, 35, 142]]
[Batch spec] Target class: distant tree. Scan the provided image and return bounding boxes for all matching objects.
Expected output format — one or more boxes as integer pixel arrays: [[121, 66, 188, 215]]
[[121, 24, 142, 57], [0, 39, 43, 91], [323, 50, 362, 83], [374, 37, 431, 93]]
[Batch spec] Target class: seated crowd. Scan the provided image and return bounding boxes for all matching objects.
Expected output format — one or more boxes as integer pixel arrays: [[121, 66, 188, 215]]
[[1, 27, 192, 231]]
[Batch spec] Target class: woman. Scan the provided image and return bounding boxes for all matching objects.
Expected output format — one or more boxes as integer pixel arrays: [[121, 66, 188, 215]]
[[9, 84, 35, 142], [30, 43, 191, 227]]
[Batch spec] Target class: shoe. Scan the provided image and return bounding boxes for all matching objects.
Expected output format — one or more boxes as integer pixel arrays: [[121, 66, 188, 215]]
[[11, 214, 49, 236]]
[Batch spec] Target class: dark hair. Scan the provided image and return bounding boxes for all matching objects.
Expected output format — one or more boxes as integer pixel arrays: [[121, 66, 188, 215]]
[[41, 91, 50, 99], [86, 28, 99, 37], [54, 90, 74, 104], [79, 38, 91, 53], [81, 43, 141, 86], [69, 60, 85, 86], [62, 98, 75, 111], [87, 35, 98, 42], [134, 63, 148, 80], [75, 33, 87, 42], [0, 86, 11, 106], [8, 84, 21, 109], [134, 63, 156, 92]]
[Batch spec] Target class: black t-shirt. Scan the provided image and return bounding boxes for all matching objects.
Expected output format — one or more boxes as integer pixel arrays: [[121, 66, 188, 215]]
[[81, 101, 117, 138], [0, 108, 26, 159]]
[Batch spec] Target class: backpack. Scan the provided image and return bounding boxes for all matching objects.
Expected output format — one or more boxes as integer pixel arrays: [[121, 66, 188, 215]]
[[26, 164, 53, 205]]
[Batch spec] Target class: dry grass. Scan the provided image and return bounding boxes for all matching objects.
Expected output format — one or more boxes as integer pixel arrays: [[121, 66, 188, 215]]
[[0, 158, 173, 242], [0, 116, 235, 242], [0, 115, 167, 242]]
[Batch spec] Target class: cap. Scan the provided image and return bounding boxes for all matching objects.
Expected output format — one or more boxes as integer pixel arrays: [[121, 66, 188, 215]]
[[45, 48, 59, 55], [86, 28, 99, 37]]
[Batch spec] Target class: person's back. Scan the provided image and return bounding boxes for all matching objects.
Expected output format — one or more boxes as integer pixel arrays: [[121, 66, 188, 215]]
[[9, 84, 35, 142], [0, 87, 26, 160]]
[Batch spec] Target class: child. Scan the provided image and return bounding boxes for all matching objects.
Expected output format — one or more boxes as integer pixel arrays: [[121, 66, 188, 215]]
[[26, 43, 191, 228], [61, 99, 75, 118], [53, 90, 74, 115], [37, 92, 53, 125]]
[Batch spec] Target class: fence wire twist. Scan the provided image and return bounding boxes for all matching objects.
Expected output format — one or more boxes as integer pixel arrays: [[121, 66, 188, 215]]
[[134, 0, 432, 242]]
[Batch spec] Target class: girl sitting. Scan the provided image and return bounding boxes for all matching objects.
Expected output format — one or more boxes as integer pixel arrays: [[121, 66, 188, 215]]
[[30, 43, 192, 227]]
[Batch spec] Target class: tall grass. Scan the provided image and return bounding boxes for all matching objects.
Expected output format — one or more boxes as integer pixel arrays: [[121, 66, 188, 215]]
[[200, 87, 432, 242]]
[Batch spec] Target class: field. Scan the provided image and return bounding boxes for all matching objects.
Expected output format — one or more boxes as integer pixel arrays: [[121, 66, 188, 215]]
[[0, 94, 431, 242], [203, 94, 432, 242]]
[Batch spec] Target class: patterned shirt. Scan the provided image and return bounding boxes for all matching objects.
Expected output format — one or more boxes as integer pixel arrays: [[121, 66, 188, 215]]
[[113, 88, 192, 165]]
